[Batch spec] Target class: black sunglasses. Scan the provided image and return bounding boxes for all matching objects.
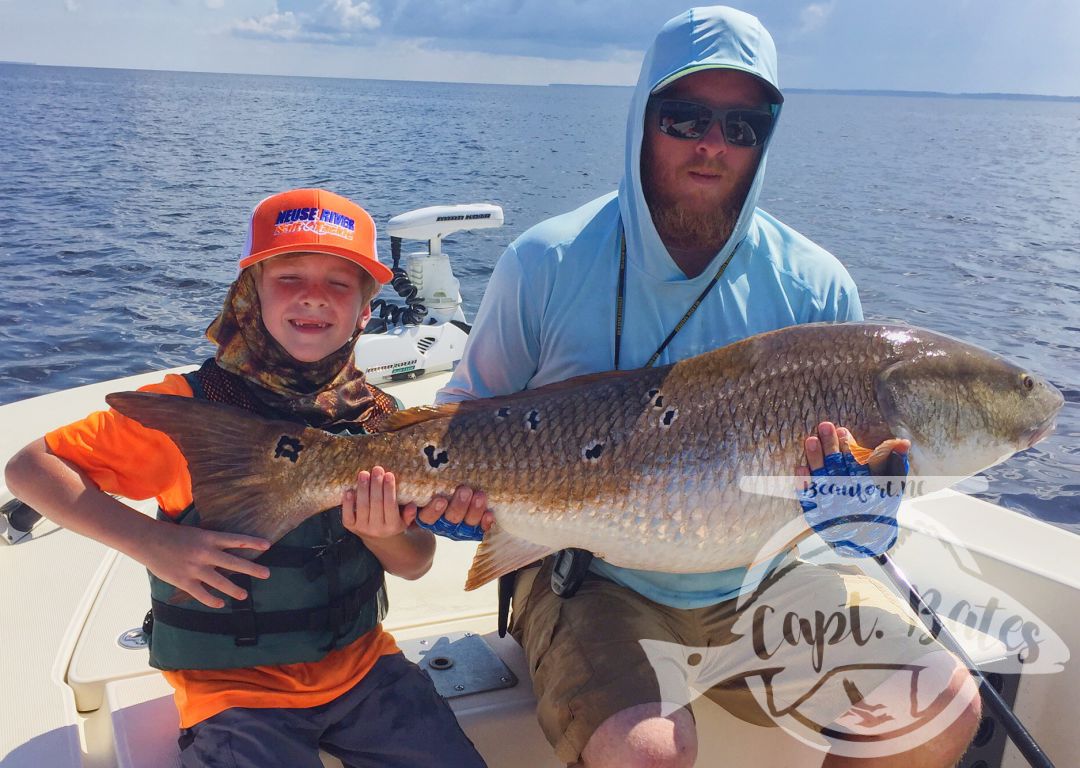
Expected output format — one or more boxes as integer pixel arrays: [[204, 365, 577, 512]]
[[652, 99, 775, 147]]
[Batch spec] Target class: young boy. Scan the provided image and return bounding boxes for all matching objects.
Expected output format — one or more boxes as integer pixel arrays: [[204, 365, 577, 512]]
[[4, 188, 487, 768]]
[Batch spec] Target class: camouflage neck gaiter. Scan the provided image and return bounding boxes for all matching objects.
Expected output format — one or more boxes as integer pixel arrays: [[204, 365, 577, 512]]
[[205, 269, 381, 430]]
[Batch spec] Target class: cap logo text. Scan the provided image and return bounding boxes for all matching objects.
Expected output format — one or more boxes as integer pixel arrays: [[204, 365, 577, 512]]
[[274, 207, 356, 239]]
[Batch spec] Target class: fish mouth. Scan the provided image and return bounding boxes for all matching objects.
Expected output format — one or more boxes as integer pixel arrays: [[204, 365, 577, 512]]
[[1023, 384, 1066, 448], [1024, 420, 1057, 448]]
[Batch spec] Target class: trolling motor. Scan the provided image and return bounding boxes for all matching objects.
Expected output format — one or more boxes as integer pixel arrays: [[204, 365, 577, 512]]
[[358, 203, 504, 385]]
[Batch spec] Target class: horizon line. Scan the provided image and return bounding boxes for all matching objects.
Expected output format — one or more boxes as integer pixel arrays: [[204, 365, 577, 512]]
[[3, 61, 1078, 102]]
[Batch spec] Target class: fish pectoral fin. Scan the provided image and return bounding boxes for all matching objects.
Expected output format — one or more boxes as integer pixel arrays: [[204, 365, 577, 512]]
[[846, 437, 875, 466], [847, 436, 902, 467], [746, 525, 815, 571], [464, 526, 555, 591]]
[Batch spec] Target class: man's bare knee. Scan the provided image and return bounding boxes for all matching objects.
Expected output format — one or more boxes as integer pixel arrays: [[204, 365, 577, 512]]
[[580, 703, 698, 768], [823, 651, 982, 767]]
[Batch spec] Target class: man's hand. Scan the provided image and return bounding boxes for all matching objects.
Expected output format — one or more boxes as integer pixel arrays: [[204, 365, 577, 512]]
[[798, 421, 910, 558], [415, 485, 495, 542], [141, 522, 270, 609]]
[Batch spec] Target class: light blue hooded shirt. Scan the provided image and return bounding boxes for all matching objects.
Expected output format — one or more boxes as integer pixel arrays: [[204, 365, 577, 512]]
[[438, 6, 863, 608]]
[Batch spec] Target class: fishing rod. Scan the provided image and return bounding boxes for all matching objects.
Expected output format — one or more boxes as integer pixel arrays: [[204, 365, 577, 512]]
[[873, 551, 1056, 768]]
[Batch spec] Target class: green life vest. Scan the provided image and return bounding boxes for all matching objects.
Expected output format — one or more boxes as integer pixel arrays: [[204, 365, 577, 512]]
[[144, 366, 387, 671]]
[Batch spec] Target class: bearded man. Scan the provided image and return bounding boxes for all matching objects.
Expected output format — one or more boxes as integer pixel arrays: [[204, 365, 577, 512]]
[[435, 6, 981, 767]]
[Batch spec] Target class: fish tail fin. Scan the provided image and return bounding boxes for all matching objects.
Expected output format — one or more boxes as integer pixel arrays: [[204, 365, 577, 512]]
[[106, 391, 336, 543], [464, 525, 554, 591]]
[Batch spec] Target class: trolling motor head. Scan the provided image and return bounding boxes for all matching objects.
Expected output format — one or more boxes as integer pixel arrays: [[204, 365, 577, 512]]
[[384, 203, 504, 324], [386, 203, 504, 256]]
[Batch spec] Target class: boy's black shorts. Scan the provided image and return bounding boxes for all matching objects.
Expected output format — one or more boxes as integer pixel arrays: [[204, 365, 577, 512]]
[[178, 652, 486, 767]]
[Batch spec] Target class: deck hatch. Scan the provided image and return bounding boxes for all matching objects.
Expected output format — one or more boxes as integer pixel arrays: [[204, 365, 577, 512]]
[[399, 632, 518, 699]]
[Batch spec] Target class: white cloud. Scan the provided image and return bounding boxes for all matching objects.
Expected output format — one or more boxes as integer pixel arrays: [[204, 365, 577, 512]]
[[64, 0, 79, 11], [797, 1, 836, 35], [331, 0, 378, 31], [205, 0, 225, 9], [231, 0, 379, 42], [232, 10, 305, 40]]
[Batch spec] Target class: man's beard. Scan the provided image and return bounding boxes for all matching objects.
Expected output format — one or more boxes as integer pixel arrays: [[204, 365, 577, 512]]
[[641, 149, 756, 255]]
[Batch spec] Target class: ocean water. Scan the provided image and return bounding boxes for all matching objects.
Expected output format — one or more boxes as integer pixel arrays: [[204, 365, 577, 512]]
[[1, 64, 1077, 531]]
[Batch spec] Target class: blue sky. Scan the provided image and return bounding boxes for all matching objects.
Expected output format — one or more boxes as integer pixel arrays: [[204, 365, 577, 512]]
[[2, 1, 1078, 96]]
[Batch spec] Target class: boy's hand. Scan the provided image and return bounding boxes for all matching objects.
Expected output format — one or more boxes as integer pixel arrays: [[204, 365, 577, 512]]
[[142, 523, 270, 609], [798, 421, 910, 558], [5, 438, 270, 609], [415, 485, 494, 542], [342, 466, 438, 580], [342, 466, 413, 540]]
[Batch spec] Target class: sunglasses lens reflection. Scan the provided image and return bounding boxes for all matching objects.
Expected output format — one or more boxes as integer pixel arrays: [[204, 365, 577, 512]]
[[656, 100, 773, 147], [722, 111, 772, 147], [658, 101, 712, 140]]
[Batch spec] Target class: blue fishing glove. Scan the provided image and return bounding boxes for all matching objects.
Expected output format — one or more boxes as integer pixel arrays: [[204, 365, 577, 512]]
[[799, 450, 909, 558], [414, 515, 485, 542]]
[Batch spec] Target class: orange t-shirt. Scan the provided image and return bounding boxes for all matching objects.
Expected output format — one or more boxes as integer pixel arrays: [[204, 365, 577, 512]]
[[45, 374, 399, 727]]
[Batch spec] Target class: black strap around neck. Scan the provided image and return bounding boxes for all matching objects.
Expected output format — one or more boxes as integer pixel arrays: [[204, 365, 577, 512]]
[[613, 224, 737, 371]]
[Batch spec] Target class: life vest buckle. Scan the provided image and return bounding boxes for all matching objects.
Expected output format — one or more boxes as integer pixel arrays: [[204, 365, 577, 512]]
[[233, 608, 258, 646], [232, 574, 259, 646]]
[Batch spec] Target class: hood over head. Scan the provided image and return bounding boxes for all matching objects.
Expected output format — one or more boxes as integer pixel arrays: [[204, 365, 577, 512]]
[[619, 6, 783, 282]]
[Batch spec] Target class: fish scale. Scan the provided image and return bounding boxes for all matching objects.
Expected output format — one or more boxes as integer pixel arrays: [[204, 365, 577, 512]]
[[105, 322, 1064, 590]]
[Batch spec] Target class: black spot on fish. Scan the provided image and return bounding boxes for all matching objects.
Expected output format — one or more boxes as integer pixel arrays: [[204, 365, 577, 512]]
[[274, 435, 304, 463], [525, 410, 541, 431], [495, 407, 511, 420], [653, 395, 664, 409], [661, 408, 678, 427], [583, 442, 605, 461], [424, 444, 450, 469]]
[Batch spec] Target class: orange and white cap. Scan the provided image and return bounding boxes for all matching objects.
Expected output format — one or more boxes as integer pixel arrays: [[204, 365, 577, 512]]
[[238, 188, 392, 284]]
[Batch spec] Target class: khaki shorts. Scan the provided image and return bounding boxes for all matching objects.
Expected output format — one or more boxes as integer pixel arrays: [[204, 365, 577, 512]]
[[510, 557, 943, 764]]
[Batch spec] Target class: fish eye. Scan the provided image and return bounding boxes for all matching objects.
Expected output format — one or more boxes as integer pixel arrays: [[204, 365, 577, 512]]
[[1021, 374, 1035, 391]]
